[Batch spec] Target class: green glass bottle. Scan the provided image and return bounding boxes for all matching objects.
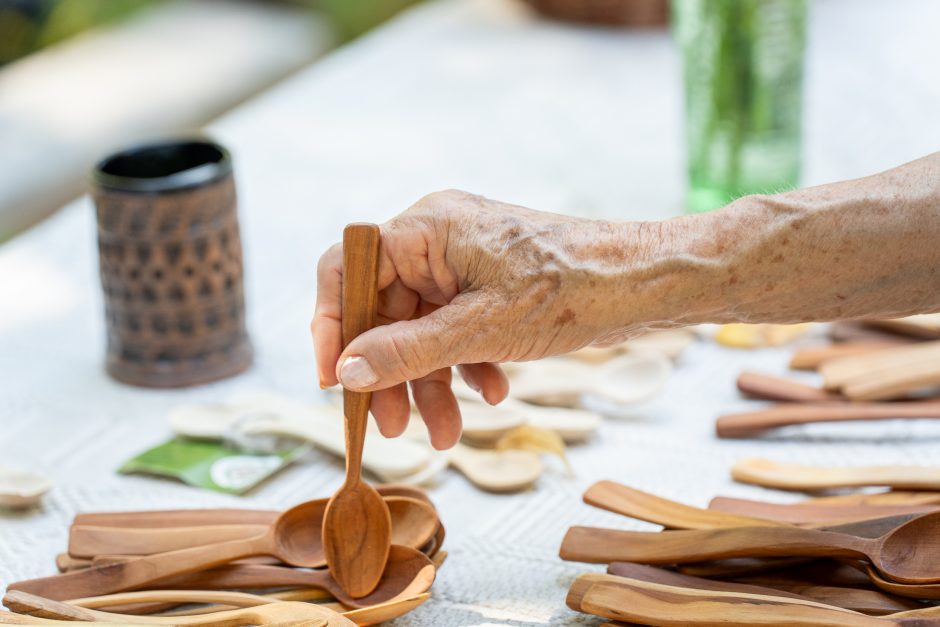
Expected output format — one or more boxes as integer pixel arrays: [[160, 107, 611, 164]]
[[673, 0, 807, 213]]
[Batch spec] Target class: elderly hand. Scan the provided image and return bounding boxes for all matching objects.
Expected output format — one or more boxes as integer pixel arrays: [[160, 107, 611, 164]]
[[312, 190, 659, 449]]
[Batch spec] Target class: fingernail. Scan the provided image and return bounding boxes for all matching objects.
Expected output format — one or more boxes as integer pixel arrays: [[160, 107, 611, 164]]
[[339, 356, 379, 390], [466, 378, 481, 394]]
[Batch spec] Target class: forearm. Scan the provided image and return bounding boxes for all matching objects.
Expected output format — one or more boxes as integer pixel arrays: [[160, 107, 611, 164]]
[[635, 152, 940, 326]]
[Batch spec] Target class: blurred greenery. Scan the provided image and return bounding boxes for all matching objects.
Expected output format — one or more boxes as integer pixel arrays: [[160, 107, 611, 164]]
[[311, 0, 425, 42], [0, 0, 426, 67], [0, 0, 152, 65]]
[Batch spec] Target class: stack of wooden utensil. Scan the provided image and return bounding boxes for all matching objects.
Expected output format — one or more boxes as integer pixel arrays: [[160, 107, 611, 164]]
[[716, 318, 940, 439], [561, 479, 940, 626], [1, 484, 444, 626]]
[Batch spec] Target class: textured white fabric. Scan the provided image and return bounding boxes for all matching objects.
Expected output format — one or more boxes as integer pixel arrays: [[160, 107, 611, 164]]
[[3, 0, 940, 625]]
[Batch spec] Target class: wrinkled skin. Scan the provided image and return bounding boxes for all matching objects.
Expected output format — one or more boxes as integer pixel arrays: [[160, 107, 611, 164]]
[[313, 152, 940, 449]]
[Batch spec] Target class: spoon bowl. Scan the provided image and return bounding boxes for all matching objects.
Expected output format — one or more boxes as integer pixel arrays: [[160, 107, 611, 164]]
[[270, 500, 328, 567]]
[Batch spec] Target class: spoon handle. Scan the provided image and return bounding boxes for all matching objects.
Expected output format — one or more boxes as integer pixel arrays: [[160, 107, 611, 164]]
[[8, 533, 266, 600], [567, 573, 886, 627], [341, 223, 382, 484], [559, 525, 870, 565], [717, 401, 940, 439], [583, 480, 784, 529]]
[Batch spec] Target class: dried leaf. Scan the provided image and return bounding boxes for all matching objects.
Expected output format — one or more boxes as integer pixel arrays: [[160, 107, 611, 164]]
[[716, 323, 813, 349], [495, 425, 572, 476]]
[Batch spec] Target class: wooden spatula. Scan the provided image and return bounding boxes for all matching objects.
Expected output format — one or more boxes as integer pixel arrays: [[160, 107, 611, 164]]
[[322, 223, 392, 599], [732, 457, 940, 492], [736, 372, 840, 403], [716, 401, 940, 438]]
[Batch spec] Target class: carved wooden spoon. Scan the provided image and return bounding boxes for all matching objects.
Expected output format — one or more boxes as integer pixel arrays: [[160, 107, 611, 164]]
[[322, 223, 391, 598], [6, 590, 430, 626], [560, 511, 940, 584], [608, 562, 924, 615], [68, 496, 437, 560], [567, 573, 936, 626], [2, 595, 351, 626], [9, 494, 412, 602], [70, 485, 430, 528]]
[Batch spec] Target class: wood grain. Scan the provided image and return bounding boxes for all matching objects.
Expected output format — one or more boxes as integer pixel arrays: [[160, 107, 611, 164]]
[[716, 401, 940, 439], [322, 223, 392, 599]]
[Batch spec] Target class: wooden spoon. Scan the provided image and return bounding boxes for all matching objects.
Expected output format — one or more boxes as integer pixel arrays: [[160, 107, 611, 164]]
[[449, 443, 542, 492], [609, 562, 923, 615], [68, 496, 436, 560], [2, 594, 352, 626], [506, 352, 671, 408], [804, 491, 940, 506], [170, 394, 433, 480], [736, 372, 840, 403], [583, 481, 785, 529], [567, 573, 931, 626], [9, 493, 402, 601], [560, 511, 940, 584], [0, 465, 51, 509], [717, 401, 940, 438], [709, 495, 940, 524], [790, 342, 902, 371], [12, 590, 430, 626], [71, 485, 431, 529], [732, 457, 940, 492], [154, 545, 435, 608], [322, 223, 392, 599]]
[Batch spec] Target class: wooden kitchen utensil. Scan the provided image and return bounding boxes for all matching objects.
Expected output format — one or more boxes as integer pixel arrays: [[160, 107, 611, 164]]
[[566, 573, 935, 626], [717, 401, 940, 438], [820, 340, 940, 400], [153, 545, 434, 609], [506, 352, 672, 408], [583, 481, 785, 529], [732, 457, 940, 492], [608, 562, 924, 615], [68, 496, 436, 560], [0, 466, 51, 509], [63, 590, 429, 625], [736, 372, 840, 403], [452, 385, 601, 444], [709, 496, 940, 524], [71, 485, 430, 529], [866, 314, 940, 340], [448, 443, 542, 492], [8, 590, 430, 627], [804, 491, 940, 506], [169, 395, 433, 480], [322, 224, 392, 599], [3, 594, 352, 626], [561, 511, 940, 584], [9, 491, 406, 601], [790, 342, 900, 371]]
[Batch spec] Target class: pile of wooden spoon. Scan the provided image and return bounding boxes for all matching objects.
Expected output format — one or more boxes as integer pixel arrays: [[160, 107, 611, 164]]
[[2, 484, 444, 626], [560, 479, 940, 626], [716, 318, 940, 439]]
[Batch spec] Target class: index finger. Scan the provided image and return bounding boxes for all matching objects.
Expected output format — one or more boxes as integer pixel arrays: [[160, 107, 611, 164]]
[[312, 243, 343, 388]]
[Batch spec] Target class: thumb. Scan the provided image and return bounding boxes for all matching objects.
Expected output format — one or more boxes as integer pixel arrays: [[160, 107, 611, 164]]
[[336, 296, 491, 391]]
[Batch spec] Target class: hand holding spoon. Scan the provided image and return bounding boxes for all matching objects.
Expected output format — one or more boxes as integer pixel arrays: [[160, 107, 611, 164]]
[[322, 223, 391, 599]]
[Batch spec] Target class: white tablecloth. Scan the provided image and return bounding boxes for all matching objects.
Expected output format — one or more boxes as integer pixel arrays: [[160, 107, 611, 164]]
[[3, 0, 940, 624]]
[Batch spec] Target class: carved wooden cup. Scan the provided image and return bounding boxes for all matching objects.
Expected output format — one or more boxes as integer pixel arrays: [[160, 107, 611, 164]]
[[92, 139, 252, 387]]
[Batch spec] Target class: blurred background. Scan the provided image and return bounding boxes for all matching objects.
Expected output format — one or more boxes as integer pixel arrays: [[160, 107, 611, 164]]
[[1, 0, 938, 241]]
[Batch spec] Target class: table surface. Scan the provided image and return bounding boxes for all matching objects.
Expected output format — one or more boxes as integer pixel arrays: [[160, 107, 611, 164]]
[[3, 0, 940, 624]]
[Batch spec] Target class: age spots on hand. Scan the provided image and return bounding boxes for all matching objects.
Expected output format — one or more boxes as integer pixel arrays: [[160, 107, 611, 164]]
[[555, 308, 576, 326]]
